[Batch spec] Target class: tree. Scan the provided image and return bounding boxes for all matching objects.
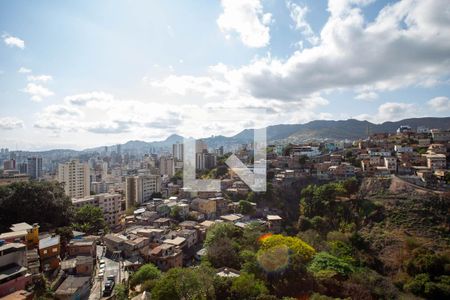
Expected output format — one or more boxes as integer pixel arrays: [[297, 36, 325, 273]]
[[72, 205, 107, 235], [207, 237, 240, 269], [0, 181, 73, 232], [258, 234, 315, 264], [342, 178, 359, 196], [307, 252, 354, 278], [257, 235, 316, 297], [239, 200, 255, 215], [230, 272, 268, 300], [55, 226, 74, 258], [114, 283, 128, 300], [204, 223, 239, 247], [130, 263, 161, 288], [170, 206, 183, 221], [151, 267, 215, 300]]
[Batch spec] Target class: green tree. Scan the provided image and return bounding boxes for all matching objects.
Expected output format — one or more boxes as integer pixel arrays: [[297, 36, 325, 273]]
[[55, 226, 74, 258], [342, 178, 359, 196], [308, 252, 354, 278], [239, 200, 255, 215], [0, 181, 73, 231], [230, 273, 268, 300], [114, 283, 128, 300], [204, 222, 239, 247], [72, 205, 107, 235], [130, 263, 161, 288], [151, 267, 215, 300]]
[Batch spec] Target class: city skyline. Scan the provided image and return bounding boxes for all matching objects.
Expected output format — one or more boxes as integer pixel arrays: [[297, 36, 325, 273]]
[[1, 0, 450, 150]]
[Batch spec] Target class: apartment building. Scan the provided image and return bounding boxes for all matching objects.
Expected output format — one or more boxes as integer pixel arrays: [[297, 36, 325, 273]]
[[125, 175, 161, 209], [159, 156, 175, 177], [27, 157, 43, 180], [425, 154, 447, 171], [57, 160, 90, 199], [72, 193, 123, 228]]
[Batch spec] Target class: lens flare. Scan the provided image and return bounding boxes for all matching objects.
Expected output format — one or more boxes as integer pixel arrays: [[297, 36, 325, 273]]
[[257, 244, 290, 272], [258, 233, 273, 243]]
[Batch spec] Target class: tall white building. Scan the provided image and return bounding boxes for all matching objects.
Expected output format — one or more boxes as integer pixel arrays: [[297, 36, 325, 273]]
[[57, 160, 90, 199], [125, 175, 161, 209]]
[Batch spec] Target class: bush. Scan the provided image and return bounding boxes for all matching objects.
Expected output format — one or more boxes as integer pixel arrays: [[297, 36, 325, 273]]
[[130, 263, 161, 288], [230, 273, 268, 300], [405, 248, 449, 277], [308, 252, 354, 278], [259, 234, 315, 263]]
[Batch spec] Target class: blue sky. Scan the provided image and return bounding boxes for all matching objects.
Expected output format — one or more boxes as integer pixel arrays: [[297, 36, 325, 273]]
[[0, 0, 449, 150]]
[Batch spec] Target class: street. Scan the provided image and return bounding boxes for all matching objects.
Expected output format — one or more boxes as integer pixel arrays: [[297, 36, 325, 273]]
[[89, 245, 127, 299]]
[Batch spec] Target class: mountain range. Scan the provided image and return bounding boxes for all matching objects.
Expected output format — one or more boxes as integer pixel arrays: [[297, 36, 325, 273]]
[[82, 117, 450, 154]]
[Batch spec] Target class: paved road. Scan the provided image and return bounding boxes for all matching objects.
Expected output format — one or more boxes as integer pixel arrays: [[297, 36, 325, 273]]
[[89, 246, 128, 299]]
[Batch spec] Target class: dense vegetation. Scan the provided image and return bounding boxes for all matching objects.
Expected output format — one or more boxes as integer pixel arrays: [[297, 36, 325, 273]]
[[0, 181, 73, 231], [125, 178, 449, 299], [0, 181, 108, 235]]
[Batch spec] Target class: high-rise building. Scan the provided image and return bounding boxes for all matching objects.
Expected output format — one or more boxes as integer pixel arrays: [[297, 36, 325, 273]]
[[57, 160, 90, 199], [27, 157, 43, 180], [196, 152, 217, 170], [172, 143, 184, 161], [160, 156, 175, 177], [125, 175, 161, 209], [215, 146, 224, 157], [3, 159, 16, 170], [196, 140, 208, 154]]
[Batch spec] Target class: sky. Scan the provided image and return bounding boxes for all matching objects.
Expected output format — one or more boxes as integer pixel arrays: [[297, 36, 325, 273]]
[[0, 0, 449, 150]]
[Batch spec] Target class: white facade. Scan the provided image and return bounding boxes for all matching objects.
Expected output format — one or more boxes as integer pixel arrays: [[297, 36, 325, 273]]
[[58, 160, 90, 199]]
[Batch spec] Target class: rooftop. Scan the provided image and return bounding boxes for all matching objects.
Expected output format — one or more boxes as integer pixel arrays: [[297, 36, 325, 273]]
[[0, 242, 26, 252], [164, 237, 186, 246], [10, 222, 33, 232], [0, 230, 27, 239], [55, 276, 90, 296], [0, 264, 28, 281], [267, 215, 283, 221], [39, 235, 60, 249], [220, 214, 243, 222]]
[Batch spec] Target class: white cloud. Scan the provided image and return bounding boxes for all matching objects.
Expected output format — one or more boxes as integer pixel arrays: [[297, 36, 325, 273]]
[[355, 91, 378, 101], [154, 0, 450, 105], [428, 96, 450, 112], [18, 67, 32, 74], [287, 1, 319, 46], [27, 74, 53, 82], [2, 34, 25, 49], [64, 91, 114, 106], [0, 117, 24, 130], [150, 75, 231, 98], [217, 0, 272, 48], [357, 102, 418, 123], [23, 83, 54, 102]]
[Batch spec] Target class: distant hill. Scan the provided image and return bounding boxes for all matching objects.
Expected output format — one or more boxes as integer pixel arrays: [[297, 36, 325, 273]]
[[83, 117, 450, 153], [273, 117, 450, 143], [19, 117, 450, 155]]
